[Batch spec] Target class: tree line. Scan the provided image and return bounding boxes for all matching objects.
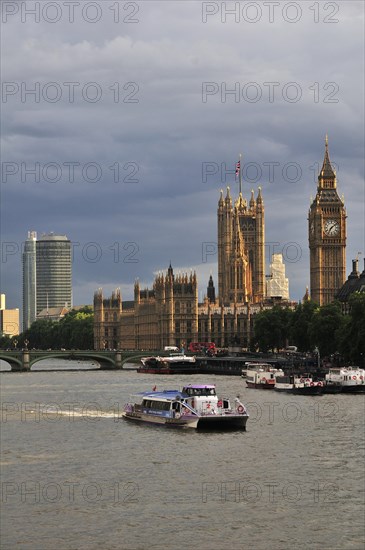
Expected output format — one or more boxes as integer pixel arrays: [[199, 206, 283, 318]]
[[1, 295, 364, 366], [0, 307, 94, 350], [253, 293, 365, 366]]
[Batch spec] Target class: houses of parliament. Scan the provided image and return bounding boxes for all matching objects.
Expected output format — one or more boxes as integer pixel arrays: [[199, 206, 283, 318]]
[[94, 138, 347, 350]]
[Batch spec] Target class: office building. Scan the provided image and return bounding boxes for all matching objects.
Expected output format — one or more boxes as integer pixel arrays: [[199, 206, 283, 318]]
[[22, 232, 72, 329], [36, 233, 72, 315], [0, 295, 20, 336]]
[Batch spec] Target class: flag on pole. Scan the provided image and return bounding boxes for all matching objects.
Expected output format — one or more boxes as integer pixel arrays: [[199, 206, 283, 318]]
[[235, 160, 240, 177]]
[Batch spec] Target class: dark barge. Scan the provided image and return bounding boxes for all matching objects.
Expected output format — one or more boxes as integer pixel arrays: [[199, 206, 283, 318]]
[[195, 354, 326, 378]]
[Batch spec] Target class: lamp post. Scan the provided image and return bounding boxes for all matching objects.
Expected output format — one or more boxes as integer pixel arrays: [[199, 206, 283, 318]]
[[13, 339, 18, 350], [24, 339, 29, 350], [314, 346, 320, 369]]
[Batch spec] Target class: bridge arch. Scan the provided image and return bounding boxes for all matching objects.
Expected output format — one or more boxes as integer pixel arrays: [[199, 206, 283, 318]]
[[0, 353, 23, 371], [28, 352, 116, 369]]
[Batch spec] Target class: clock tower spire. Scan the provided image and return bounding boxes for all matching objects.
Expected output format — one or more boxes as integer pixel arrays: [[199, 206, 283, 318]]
[[318, 133, 336, 187], [308, 136, 346, 305]]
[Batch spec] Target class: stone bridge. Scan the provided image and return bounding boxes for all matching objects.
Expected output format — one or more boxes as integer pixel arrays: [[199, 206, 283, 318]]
[[0, 349, 167, 371]]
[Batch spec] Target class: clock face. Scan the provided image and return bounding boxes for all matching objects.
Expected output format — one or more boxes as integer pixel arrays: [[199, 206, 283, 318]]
[[324, 219, 340, 236]]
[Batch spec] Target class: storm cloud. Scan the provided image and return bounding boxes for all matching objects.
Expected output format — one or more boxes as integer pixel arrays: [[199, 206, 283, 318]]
[[1, 1, 364, 315]]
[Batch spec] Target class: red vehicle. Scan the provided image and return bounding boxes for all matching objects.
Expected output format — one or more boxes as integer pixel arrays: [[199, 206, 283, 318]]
[[188, 342, 216, 354]]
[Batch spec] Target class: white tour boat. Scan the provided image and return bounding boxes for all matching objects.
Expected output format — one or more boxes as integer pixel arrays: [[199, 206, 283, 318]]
[[325, 367, 365, 393], [122, 384, 249, 429], [245, 363, 284, 389], [274, 375, 324, 395]]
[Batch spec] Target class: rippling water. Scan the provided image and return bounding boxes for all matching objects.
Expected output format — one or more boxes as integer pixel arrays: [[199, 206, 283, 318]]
[[1, 360, 364, 549]]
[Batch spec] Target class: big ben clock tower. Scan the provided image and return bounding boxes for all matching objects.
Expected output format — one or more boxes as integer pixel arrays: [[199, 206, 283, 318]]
[[309, 136, 346, 305]]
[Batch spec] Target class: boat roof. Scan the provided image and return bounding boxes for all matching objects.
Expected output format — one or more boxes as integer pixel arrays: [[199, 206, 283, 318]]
[[141, 390, 187, 400], [329, 366, 363, 372], [183, 384, 216, 389], [245, 362, 272, 367], [137, 384, 217, 400]]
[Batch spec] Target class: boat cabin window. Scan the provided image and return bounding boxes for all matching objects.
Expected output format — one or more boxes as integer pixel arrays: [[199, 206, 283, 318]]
[[184, 387, 216, 397], [142, 399, 171, 411]]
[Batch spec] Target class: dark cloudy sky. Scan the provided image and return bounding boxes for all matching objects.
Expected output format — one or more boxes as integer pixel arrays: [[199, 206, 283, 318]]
[[1, 0, 364, 314]]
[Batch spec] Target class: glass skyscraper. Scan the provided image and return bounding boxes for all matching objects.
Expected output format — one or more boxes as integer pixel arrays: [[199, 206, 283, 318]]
[[22, 232, 72, 329], [36, 234, 72, 315]]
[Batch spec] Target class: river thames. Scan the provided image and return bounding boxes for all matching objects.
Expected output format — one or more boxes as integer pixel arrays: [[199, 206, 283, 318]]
[[1, 360, 364, 550]]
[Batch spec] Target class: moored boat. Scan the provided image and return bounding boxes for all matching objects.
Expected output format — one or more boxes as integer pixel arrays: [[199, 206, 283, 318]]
[[274, 375, 324, 395], [122, 384, 249, 429], [138, 354, 199, 374], [325, 367, 365, 393], [138, 356, 170, 374], [245, 363, 284, 389]]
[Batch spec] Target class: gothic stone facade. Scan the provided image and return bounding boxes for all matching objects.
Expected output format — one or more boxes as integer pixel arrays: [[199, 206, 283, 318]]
[[218, 187, 265, 305], [94, 183, 269, 351], [94, 267, 198, 350], [93, 264, 279, 350]]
